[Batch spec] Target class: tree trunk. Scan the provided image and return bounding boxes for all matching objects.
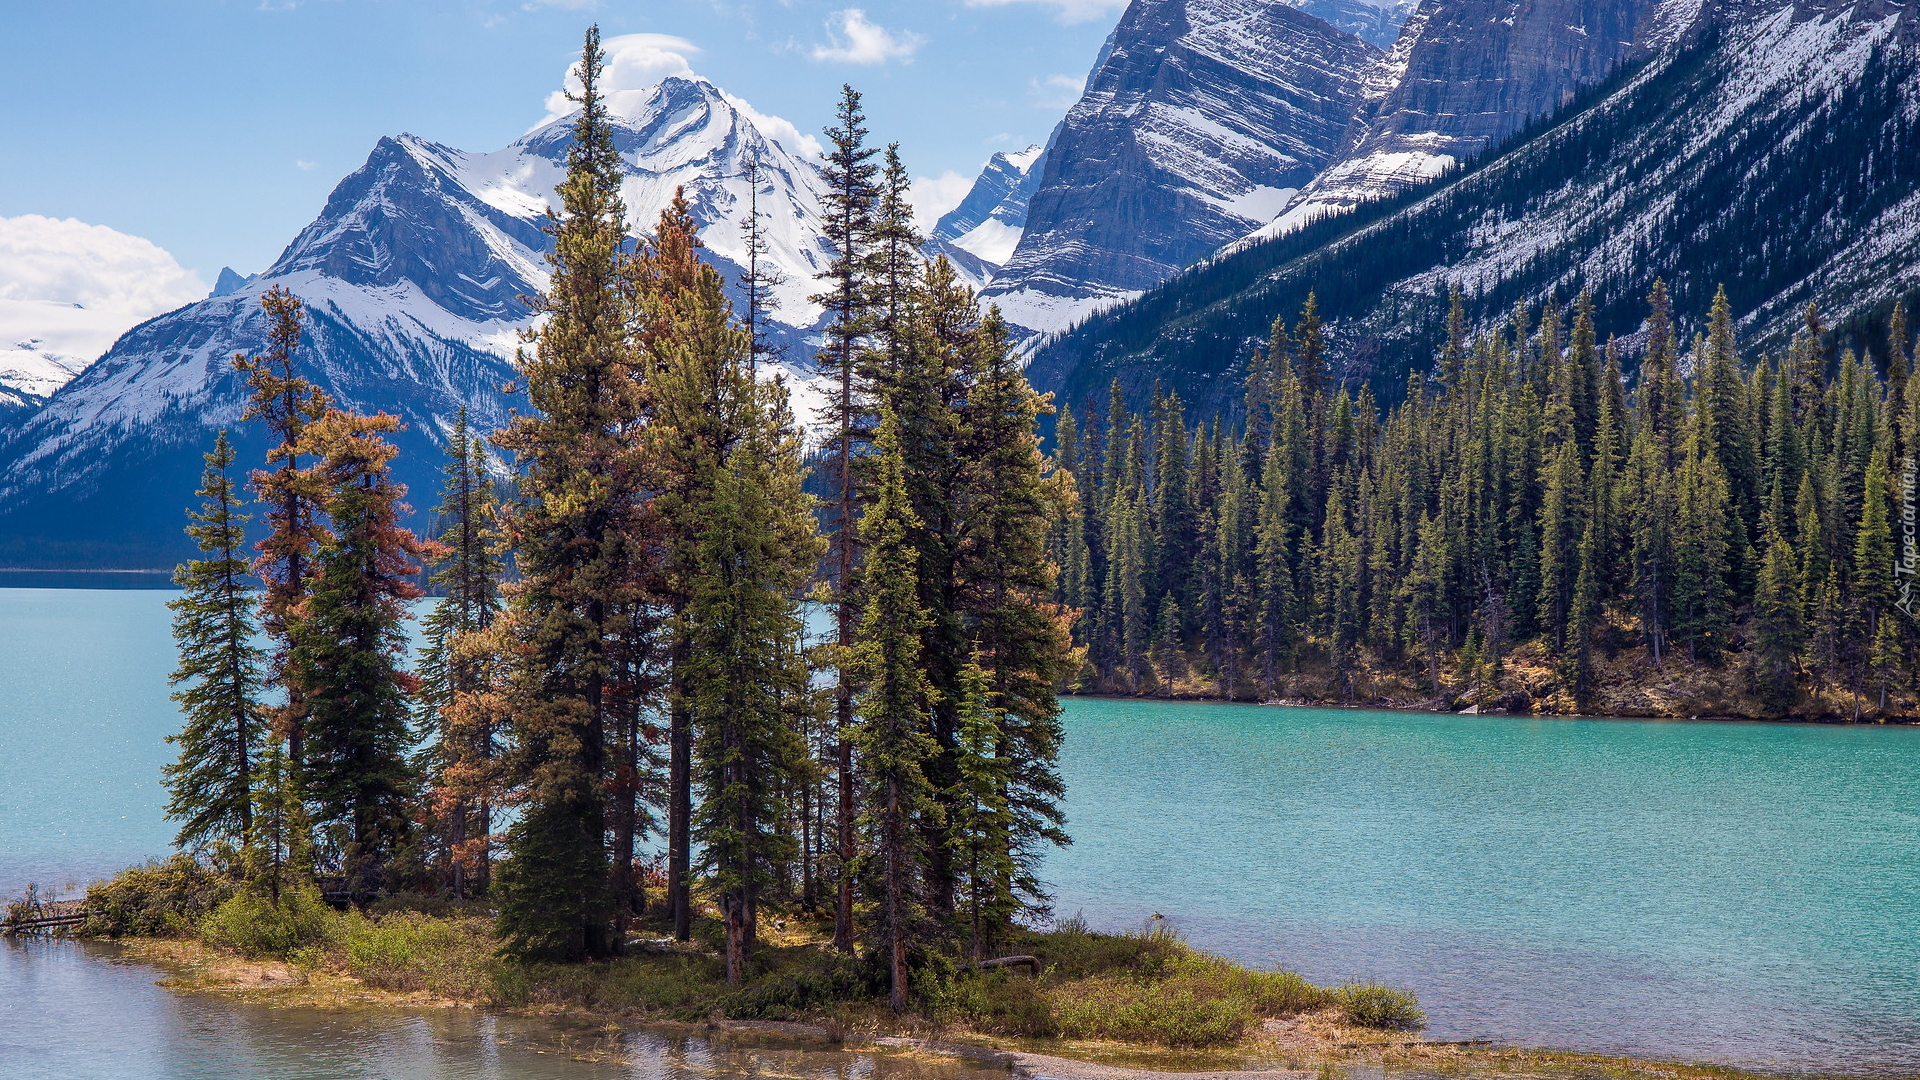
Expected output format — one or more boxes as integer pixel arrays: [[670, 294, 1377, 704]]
[[668, 681, 691, 941], [886, 777, 907, 1013]]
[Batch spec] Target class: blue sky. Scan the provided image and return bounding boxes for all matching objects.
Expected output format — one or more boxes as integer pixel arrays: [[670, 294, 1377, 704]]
[[0, 0, 1127, 281]]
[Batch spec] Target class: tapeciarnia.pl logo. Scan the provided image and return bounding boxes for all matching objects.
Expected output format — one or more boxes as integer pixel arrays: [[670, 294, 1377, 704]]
[[1899, 456, 1919, 618]]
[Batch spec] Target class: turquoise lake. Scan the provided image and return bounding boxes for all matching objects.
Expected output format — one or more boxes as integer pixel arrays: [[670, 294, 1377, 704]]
[[3, 587, 1919, 1075]]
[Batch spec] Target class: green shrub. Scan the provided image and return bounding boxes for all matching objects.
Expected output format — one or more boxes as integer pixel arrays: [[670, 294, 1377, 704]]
[[334, 910, 497, 999], [81, 856, 237, 938], [1049, 975, 1255, 1048], [936, 970, 1059, 1037], [1332, 981, 1427, 1030], [719, 953, 872, 1020], [1018, 925, 1187, 980], [599, 953, 724, 1014], [1239, 968, 1333, 1016], [200, 886, 335, 958]]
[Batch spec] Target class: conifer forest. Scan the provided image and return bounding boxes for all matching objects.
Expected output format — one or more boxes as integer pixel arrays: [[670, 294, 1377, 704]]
[[1054, 284, 1920, 719], [158, 25, 1920, 1019]]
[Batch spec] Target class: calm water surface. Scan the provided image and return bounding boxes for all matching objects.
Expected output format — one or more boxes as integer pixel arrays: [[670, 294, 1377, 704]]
[[4, 589, 1920, 1075]]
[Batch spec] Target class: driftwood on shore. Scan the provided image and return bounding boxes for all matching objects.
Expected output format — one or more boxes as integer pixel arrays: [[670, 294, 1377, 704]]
[[2, 897, 90, 936], [974, 954, 1040, 974]]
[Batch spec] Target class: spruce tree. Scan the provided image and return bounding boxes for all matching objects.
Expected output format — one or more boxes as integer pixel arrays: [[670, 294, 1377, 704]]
[[946, 659, 1016, 962], [647, 191, 728, 941], [290, 410, 439, 900], [736, 147, 789, 377], [811, 83, 880, 953], [234, 286, 333, 764], [1752, 529, 1806, 714], [686, 371, 822, 984], [248, 735, 310, 906], [492, 26, 645, 961], [164, 432, 268, 851], [854, 406, 939, 1013], [418, 409, 503, 898]]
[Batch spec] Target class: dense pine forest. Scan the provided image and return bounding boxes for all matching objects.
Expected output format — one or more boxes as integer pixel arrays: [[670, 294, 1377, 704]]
[[159, 29, 1071, 1011], [1052, 284, 1920, 719]]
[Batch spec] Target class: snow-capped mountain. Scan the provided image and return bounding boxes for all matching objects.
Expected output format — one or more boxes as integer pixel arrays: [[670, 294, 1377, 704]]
[[1249, 0, 1675, 242], [981, 0, 1382, 337], [0, 75, 835, 568], [0, 301, 112, 417], [1029, 0, 1920, 421]]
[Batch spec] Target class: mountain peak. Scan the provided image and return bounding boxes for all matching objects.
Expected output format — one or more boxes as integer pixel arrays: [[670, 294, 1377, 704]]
[[209, 267, 251, 298]]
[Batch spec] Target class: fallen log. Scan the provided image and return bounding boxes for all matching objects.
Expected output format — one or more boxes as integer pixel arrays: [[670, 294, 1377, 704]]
[[974, 954, 1040, 974]]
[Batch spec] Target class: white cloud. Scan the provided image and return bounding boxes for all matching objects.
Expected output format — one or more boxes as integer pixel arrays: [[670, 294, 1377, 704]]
[[538, 33, 701, 126], [0, 215, 207, 397], [0, 216, 206, 314], [1030, 72, 1086, 109], [719, 87, 825, 161], [964, 0, 1129, 25], [810, 9, 924, 65], [911, 171, 975, 235], [295, 159, 317, 170]]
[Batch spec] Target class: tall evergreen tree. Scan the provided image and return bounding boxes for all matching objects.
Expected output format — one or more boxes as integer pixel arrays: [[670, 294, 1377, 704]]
[[234, 286, 332, 764], [811, 83, 881, 953], [854, 406, 939, 1013], [418, 409, 504, 899], [164, 432, 267, 852], [946, 658, 1015, 962], [736, 147, 789, 377], [492, 26, 647, 961], [686, 369, 822, 984], [291, 410, 440, 900]]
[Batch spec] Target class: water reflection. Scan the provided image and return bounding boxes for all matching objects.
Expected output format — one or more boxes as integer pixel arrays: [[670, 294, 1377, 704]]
[[0, 938, 1012, 1080]]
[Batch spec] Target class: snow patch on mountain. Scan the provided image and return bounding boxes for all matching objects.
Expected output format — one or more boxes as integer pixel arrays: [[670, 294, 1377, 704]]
[[952, 219, 1027, 265]]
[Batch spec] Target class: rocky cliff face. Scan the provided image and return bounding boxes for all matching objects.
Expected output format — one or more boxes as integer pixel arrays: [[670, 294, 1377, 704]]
[[1030, 0, 1920, 421], [1291, 0, 1418, 47], [982, 0, 1381, 336], [1251, 0, 1679, 241], [0, 76, 837, 567]]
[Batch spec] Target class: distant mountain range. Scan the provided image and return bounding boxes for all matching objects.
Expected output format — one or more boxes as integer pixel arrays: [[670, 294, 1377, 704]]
[[0, 75, 838, 568], [6, 0, 1920, 566]]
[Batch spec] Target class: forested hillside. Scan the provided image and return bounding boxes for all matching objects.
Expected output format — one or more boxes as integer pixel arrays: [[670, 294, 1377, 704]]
[[1049, 284, 1920, 719]]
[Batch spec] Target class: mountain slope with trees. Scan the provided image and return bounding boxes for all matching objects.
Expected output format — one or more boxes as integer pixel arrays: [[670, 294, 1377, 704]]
[[1028, 0, 1920, 426]]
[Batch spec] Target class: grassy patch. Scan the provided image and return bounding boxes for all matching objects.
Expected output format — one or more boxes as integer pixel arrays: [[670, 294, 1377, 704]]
[[72, 862, 1424, 1051], [936, 924, 1414, 1049]]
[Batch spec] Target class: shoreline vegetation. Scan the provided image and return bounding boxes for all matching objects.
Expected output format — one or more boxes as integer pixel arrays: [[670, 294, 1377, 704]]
[[5, 871, 1813, 1080]]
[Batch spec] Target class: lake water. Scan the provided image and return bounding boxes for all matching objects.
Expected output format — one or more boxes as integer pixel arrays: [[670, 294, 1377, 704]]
[[3, 588, 1919, 1076]]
